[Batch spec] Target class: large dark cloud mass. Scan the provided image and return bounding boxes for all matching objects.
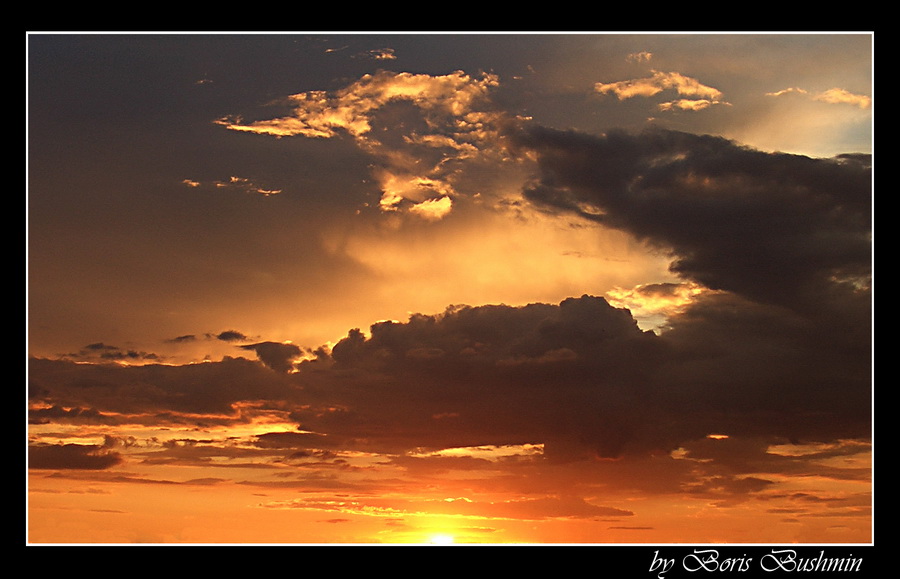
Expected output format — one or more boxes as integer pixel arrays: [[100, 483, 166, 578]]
[[512, 127, 871, 315], [28, 125, 871, 466]]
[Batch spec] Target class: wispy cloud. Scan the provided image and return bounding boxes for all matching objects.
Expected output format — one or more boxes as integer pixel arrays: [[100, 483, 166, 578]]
[[595, 70, 726, 111], [767, 86, 871, 109]]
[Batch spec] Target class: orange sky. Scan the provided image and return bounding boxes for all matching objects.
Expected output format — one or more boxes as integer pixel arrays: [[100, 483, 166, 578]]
[[27, 32, 873, 547]]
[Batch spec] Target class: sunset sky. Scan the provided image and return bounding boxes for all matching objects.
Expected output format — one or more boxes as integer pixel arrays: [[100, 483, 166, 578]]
[[26, 32, 873, 545]]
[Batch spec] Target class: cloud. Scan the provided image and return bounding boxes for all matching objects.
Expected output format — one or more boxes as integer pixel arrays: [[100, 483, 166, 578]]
[[813, 88, 872, 109], [29, 443, 123, 470], [184, 176, 282, 196], [605, 281, 706, 331], [767, 87, 871, 109], [217, 70, 500, 142], [626, 51, 653, 63], [238, 341, 303, 373], [765, 87, 809, 98], [658, 98, 723, 112], [28, 286, 870, 466], [595, 70, 726, 110], [510, 126, 871, 315], [214, 330, 249, 342], [62, 343, 161, 364], [505, 125, 870, 448], [29, 405, 107, 425], [28, 355, 300, 417], [407, 196, 453, 220], [355, 48, 396, 60], [217, 70, 510, 220], [28, 120, 871, 475]]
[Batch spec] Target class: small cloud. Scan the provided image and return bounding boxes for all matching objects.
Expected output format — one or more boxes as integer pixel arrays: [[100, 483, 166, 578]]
[[215, 330, 249, 342], [596, 70, 723, 101], [84, 342, 117, 352], [167, 334, 196, 343], [355, 48, 396, 60], [239, 341, 303, 373], [67, 343, 160, 364], [814, 88, 871, 109], [658, 99, 723, 112], [595, 70, 726, 111], [766, 86, 870, 109], [765, 87, 809, 97], [626, 51, 652, 63], [184, 176, 281, 196], [408, 196, 453, 220]]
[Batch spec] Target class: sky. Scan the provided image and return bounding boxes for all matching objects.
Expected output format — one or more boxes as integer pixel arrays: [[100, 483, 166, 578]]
[[26, 32, 873, 545]]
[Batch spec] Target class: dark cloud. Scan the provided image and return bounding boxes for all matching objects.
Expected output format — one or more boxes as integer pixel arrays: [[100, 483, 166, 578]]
[[167, 334, 196, 343], [84, 342, 117, 352], [29, 443, 122, 470], [29, 405, 106, 425], [238, 341, 302, 373], [214, 330, 249, 342], [510, 126, 871, 316], [28, 288, 871, 464], [634, 282, 686, 297], [64, 343, 161, 363], [291, 296, 681, 457], [28, 356, 300, 417], [253, 431, 333, 450], [99, 349, 159, 362]]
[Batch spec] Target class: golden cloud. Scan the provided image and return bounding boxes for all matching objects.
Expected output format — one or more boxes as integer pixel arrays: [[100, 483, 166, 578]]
[[595, 70, 723, 102], [218, 71, 506, 220], [814, 88, 872, 109]]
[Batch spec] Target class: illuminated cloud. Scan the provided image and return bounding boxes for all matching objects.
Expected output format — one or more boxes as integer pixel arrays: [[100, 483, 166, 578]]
[[658, 98, 725, 112], [218, 70, 507, 219], [606, 282, 708, 331], [767, 86, 871, 109], [357, 48, 396, 60], [407, 196, 453, 220], [181, 176, 282, 196], [765, 87, 809, 97], [218, 70, 499, 141], [626, 51, 653, 63], [814, 88, 872, 108], [595, 70, 725, 109]]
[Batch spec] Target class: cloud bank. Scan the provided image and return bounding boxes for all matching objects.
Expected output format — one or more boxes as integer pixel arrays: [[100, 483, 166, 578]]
[[30, 107, 871, 465]]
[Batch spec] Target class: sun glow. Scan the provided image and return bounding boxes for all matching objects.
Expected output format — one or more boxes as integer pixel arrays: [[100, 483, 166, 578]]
[[428, 533, 455, 545]]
